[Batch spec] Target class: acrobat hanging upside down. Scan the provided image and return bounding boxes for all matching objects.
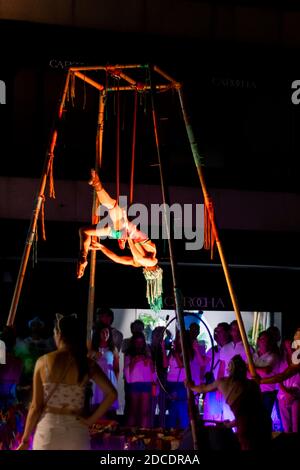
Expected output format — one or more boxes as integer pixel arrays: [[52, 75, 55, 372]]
[[77, 169, 163, 312]]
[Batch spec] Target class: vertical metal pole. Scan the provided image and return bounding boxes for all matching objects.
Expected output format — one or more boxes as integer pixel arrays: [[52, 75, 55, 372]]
[[86, 91, 106, 346], [148, 66, 199, 450], [6, 71, 71, 327], [177, 86, 256, 377]]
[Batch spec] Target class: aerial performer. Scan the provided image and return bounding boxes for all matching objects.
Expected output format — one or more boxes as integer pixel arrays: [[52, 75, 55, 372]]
[[77, 169, 163, 312]]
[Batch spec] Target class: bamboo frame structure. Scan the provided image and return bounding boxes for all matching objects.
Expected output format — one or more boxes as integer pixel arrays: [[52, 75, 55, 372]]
[[7, 64, 257, 449]]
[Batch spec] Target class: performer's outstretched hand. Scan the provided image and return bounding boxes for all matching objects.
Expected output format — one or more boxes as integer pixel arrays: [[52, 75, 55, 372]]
[[90, 240, 103, 250]]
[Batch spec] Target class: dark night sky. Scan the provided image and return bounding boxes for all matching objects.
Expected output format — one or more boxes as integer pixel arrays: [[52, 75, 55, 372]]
[[1, 20, 300, 192], [1, 19, 300, 325]]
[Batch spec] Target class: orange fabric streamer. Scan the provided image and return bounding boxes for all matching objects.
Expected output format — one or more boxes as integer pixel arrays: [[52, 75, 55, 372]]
[[49, 153, 56, 199], [204, 198, 216, 259], [40, 195, 46, 241]]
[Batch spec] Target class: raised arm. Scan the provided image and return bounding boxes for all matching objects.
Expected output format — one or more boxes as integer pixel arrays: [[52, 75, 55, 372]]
[[93, 242, 138, 266], [186, 379, 219, 394], [259, 363, 300, 385]]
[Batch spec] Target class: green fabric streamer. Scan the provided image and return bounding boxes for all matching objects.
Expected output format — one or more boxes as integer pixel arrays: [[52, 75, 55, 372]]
[[143, 266, 163, 313]]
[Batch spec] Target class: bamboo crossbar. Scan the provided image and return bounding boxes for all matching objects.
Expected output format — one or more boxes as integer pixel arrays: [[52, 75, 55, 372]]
[[153, 65, 181, 88], [73, 78, 173, 92], [73, 71, 104, 91], [71, 64, 179, 94], [70, 64, 147, 72], [107, 84, 172, 92]]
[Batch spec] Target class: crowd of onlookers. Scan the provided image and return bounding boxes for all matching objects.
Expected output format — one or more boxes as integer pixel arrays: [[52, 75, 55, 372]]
[[0, 309, 300, 450]]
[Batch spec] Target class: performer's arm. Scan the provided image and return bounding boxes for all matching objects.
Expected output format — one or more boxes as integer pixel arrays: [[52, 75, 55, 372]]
[[186, 379, 219, 394], [260, 363, 300, 384], [127, 237, 158, 267], [97, 243, 137, 266], [83, 360, 117, 426]]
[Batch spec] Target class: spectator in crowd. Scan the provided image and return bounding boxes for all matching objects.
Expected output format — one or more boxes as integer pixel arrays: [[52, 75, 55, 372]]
[[189, 322, 206, 356], [122, 319, 148, 355], [124, 332, 156, 428], [17, 314, 117, 450], [15, 316, 55, 407], [218, 320, 252, 421], [150, 326, 168, 427], [258, 327, 300, 433], [0, 326, 23, 449], [162, 330, 206, 429], [89, 324, 119, 418], [254, 330, 281, 419], [203, 322, 232, 423], [95, 307, 123, 352], [187, 355, 272, 451]]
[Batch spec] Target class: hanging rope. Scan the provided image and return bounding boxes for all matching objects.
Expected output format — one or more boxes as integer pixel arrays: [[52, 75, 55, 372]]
[[116, 80, 120, 201], [130, 90, 138, 204], [104, 68, 109, 121], [204, 197, 216, 260], [83, 75, 86, 110]]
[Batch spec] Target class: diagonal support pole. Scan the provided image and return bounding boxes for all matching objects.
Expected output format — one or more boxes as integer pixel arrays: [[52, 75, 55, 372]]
[[6, 71, 71, 327], [177, 86, 256, 377]]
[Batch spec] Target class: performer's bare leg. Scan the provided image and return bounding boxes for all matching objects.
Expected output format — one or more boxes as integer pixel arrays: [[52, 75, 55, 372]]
[[77, 225, 111, 278], [89, 169, 124, 231]]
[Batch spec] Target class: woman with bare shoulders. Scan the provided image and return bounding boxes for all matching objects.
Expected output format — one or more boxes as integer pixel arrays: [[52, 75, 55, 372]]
[[187, 355, 272, 450], [17, 314, 117, 450]]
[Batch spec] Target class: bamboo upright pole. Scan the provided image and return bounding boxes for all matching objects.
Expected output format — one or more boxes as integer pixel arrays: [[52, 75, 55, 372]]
[[252, 312, 258, 345], [148, 66, 199, 450], [86, 91, 106, 346], [177, 86, 256, 378], [6, 71, 71, 327], [254, 312, 261, 344]]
